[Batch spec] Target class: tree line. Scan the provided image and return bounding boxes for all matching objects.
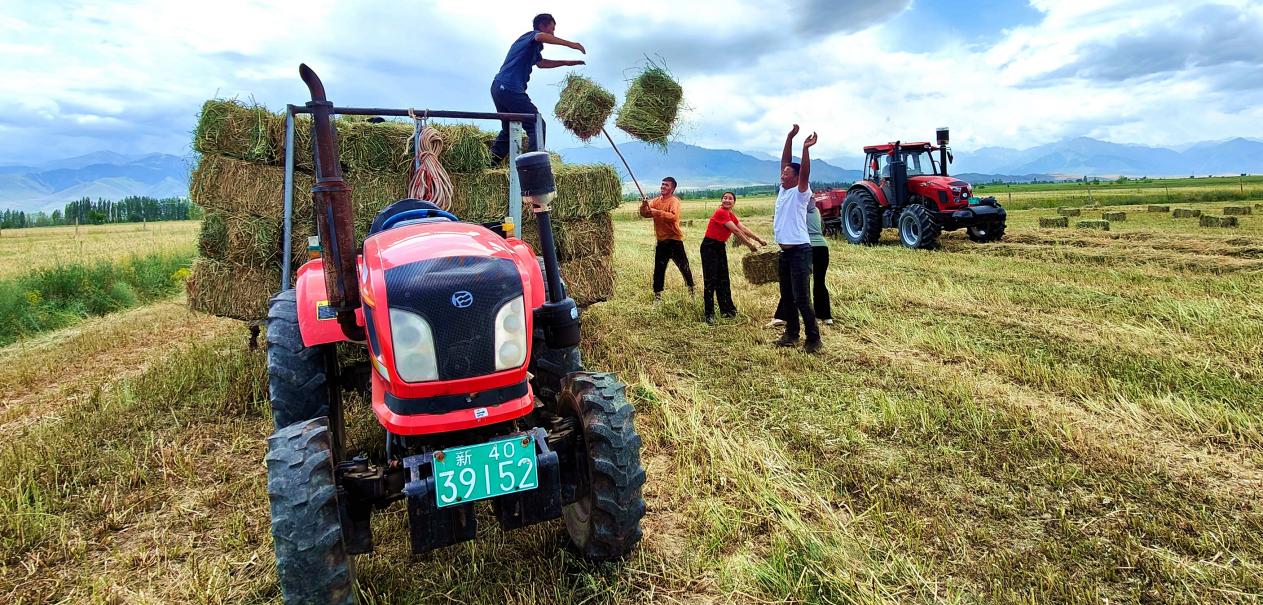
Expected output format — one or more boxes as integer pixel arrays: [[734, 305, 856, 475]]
[[0, 196, 202, 229], [621, 182, 853, 201]]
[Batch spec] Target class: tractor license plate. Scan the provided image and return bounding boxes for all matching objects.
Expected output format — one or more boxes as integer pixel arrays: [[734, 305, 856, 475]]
[[431, 434, 539, 508]]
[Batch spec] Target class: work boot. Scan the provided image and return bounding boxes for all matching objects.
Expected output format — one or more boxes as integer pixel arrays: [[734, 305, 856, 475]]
[[774, 334, 798, 347], [804, 340, 823, 354], [704, 314, 716, 325], [764, 318, 786, 328]]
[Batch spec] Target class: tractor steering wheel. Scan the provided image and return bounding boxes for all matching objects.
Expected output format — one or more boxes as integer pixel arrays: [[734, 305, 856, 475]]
[[378, 207, 459, 230]]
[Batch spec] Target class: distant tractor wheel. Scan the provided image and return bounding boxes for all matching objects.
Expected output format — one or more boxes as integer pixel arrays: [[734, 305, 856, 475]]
[[266, 417, 357, 605], [557, 372, 646, 561], [528, 327, 584, 406], [267, 289, 335, 429], [841, 189, 882, 245], [967, 220, 1006, 242], [897, 204, 941, 249]]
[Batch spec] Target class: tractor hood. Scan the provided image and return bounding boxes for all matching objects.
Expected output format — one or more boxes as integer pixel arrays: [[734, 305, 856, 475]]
[[909, 175, 972, 207]]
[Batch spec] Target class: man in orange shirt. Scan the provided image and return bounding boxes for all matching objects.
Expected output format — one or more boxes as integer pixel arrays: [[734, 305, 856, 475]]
[[640, 176, 694, 300]]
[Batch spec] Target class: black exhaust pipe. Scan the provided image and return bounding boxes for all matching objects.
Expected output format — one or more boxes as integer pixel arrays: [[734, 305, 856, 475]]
[[936, 127, 950, 177], [890, 141, 908, 209]]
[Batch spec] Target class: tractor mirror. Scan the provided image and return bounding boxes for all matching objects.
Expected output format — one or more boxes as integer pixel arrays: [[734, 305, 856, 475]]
[[947, 150, 954, 164]]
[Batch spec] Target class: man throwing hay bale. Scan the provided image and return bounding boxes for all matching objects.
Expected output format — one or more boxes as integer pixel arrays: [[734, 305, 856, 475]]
[[641, 176, 694, 301], [490, 13, 586, 164]]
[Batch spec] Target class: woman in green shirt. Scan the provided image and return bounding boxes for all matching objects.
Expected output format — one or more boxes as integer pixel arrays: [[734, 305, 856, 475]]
[[769, 205, 833, 326]]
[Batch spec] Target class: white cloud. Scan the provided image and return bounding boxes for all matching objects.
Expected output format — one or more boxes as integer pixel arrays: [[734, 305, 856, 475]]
[[0, 0, 1259, 166]]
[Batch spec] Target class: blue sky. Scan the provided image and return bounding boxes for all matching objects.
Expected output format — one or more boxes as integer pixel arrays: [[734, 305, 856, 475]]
[[0, 0, 1260, 166]]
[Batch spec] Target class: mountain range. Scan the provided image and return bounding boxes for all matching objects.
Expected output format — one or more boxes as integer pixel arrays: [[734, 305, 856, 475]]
[[2, 136, 1260, 213]]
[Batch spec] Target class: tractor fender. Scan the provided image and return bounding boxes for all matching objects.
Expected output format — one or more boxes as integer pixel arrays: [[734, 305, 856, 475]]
[[295, 258, 354, 347], [848, 181, 888, 207]]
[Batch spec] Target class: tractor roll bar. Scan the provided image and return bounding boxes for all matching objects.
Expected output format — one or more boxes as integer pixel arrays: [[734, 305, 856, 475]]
[[280, 104, 544, 292]]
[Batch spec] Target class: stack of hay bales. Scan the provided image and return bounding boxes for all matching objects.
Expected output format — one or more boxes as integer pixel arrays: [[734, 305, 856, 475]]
[[1172, 208, 1201, 218], [741, 250, 780, 284], [187, 99, 621, 320], [1040, 216, 1069, 228]]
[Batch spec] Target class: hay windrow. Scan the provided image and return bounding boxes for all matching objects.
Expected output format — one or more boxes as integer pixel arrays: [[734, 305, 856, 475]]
[[554, 74, 616, 141], [1040, 216, 1070, 228], [193, 99, 276, 163], [741, 249, 780, 284], [615, 66, 683, 149], [186, 258, 279, 321]]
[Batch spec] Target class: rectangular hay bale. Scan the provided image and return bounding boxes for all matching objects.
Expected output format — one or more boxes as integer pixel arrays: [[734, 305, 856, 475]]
[[560, 253, 615, 306], [1102, 211, 1127, 221], [1040, 216, 1069, 228], [197, 211, 283, 268], [1200, 215, 1239, 228], [1147, 205, 1170, 212], [191, 155, 315, 220], [1056, 208, 1081, 217], [741, 249, 780, 284], [1172, 208, 1201, 218], [1075, 220, 1110, 231], [193, 99, 278, 163], [1223, 206, 1252, 216], [520, 213, 615, 263], [186, 257, 280, 321]]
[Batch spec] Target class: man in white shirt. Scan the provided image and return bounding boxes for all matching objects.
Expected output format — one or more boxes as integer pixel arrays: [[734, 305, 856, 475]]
[[771, 124, 821, 353]]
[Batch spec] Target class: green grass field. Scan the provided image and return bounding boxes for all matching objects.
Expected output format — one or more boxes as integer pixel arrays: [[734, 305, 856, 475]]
[[1, 202, 1260, 603]]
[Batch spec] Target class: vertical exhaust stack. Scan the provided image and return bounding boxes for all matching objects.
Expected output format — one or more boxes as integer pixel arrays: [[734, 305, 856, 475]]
[[515, 151, 580, 350], [936, 127, 950, 177], [890, 141, 908, 209], [300, 64, 364, 341]]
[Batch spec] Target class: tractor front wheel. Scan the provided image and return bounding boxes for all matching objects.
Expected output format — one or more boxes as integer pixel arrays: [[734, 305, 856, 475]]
[[898, 205, 941, 249], [558, 373, 646, 561], [841, 189, 882, 245], [266, 417, 357, 605], [529, 327, 584, 406], [267, 289, 333, 430], [967, 221, 1006, 242]]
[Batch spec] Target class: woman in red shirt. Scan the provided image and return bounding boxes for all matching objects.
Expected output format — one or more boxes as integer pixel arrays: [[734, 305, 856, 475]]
[[700, 192, 768, 323]]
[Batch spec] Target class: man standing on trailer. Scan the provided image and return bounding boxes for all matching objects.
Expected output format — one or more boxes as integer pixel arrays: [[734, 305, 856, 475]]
[[772, 125, 821, 353], [489, 13, 587, 164]]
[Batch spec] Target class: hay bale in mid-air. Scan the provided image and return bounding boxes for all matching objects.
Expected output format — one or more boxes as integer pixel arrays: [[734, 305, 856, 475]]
[[193, 99, 278, 163], [1200, 215, 1239, 228], [1148, 205, 1170, 213], [1102, 211, 1127, 221], [1172, 208, 1201, 218], [1076, 220, 1110, 231], [1040, 217, 1069, 228], [741, 249, 780, 284], [615, 66, 683, 149], [1223, 206, 1252, 216], [1057, 208, 1081, 217], [186, 258, 280, 321], [554, 74, 616, 141]]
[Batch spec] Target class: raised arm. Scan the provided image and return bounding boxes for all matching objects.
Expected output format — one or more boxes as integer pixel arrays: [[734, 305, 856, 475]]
[[781, 124, 799, 171], [537, 59, 585, 69], [799, 132, 817, 192], [534, 32, 586, 54]]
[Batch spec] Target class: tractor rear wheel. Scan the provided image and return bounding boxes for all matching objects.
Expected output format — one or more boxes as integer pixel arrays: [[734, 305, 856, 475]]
[[267, 289, 333, 430], [558, 372, 646, 561], [266, 417, 357, 605], [841, 189, 882, 245], [897, 204, 941, 249], [967, 220, 1006, 242]]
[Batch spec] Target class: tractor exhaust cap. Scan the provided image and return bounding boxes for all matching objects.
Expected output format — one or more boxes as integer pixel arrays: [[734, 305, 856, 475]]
[[515, 151, 556, 204], [936, 127, 950, 146]]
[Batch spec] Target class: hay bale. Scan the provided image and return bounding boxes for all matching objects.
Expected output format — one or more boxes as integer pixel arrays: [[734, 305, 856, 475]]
[[519, 213, 615, 262], [186, 257, 280, 321], [1056, 208, 1081, 217], [1075, 220, 1110, 231], [335, 118, 415, 173], [1039, 216, 1069, 228], [432, 123, 495, 173], [1147, 205, 1170, 213], [449, 165, 622, 223], [741, 249, 780, 284], [193, 99, 277, 163], [1102, 211, 1127, 221], [560, 253, 615, 306], [190, 155, 316, 220], [615, 66, 683, 148], [197, 211, 282, 267], [1223, 206, 1252, 216], [1200, 215, 1239, 228], [554, 74, 616, 141], [1172, 208, 1201, 218]]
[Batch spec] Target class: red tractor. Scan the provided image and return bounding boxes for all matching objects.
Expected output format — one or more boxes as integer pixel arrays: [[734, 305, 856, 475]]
[[264, 66, 645, 604], [814, 128, 1005, 249]]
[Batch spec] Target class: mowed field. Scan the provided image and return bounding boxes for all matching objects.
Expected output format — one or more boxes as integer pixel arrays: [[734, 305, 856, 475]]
[[0, 221, 200, 280], [1, 200, 1261, 604]]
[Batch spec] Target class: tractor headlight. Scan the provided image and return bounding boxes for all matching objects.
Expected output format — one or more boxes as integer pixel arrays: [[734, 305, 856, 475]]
[[389, 308, 439, 382], [493, 295, 528, 371]]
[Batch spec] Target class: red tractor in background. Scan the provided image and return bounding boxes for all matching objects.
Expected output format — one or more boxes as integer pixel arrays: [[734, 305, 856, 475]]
[[264, 65, 646, 604], [814, 128, 1006, 249]]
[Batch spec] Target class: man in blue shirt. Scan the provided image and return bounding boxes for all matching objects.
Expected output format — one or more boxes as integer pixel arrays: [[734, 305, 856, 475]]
[[490, 13, 587, 164]]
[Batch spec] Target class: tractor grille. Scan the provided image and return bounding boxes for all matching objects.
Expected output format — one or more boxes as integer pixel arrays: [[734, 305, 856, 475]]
[[384, 256, 523, 380]]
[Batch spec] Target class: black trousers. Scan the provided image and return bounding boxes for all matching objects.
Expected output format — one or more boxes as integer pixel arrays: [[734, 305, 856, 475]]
[[490, 82, 543, 159], [776, 244, 819, 342], [775, 245, 832, 322], [700, 238, 736, 318], [653, 239, 694, 293]]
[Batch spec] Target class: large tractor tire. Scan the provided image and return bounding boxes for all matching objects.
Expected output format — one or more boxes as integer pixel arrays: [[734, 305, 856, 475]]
[[967, 220, 1006, 243], [557, 373, 646, 561], [897, 204, 941, 249], [841, 189, 882, 245], [529, 327, 584, 406], [267, 289, 332, 430], [266, 417, 357, 605]]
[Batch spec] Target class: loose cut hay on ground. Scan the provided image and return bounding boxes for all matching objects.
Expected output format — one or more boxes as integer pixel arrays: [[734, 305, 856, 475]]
[[1103, 211, 1127, 221], [186, 258, 279, 321], [1173, 208, 1202, 218], [1201, 215, 1239, 228], [615, 66, 683, 149], [742, 249, 780, 284], [193, 99, 277, 163], [1076, 220, 1110, 230], [555, 74, 616, 141], [1040, 217, 1070, 228]]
